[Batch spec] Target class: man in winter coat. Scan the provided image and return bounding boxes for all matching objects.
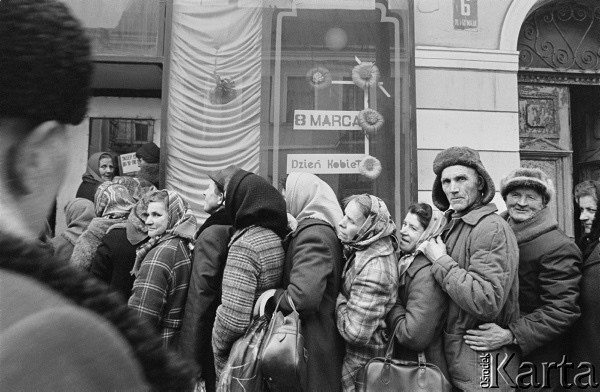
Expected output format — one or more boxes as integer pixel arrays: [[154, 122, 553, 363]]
[[422, 146, 520, 392], [0, 1, 196, 390], [464, 167, 581, 391], [180, 166, 236, 392]]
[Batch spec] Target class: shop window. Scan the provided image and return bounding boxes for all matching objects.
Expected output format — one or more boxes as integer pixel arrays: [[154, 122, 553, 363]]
[[89, 118, 154, 157]]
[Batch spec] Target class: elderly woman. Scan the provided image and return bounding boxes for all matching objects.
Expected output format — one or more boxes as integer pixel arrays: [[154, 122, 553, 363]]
[[128, 189, 197, 348], [70, 182, 135, 271], [464, 168, 581, 391], [51, 198, 95, 264], [386, 203, 449, 381], [76, 152, 116, 202], [570, 180, 600, 379], [335, 194, 399, 392], [273, 172, 345, 392]]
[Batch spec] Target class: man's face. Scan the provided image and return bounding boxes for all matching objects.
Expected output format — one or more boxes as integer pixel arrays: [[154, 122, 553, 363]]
[[505, 187, 545, 223], [203, 181, 223, 214], [440, 165, 483, 213], [578, 195, 597, 234]]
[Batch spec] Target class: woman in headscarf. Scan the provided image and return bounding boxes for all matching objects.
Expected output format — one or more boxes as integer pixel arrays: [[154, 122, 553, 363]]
[[335, 194, 399, 392], [570, 180, 600, 378], [211, 169, 288, 378], [76, 152, 116, 202], [386, 203, 449, 381], [70, 182, 135, 272], [274, 172, 345, 392], [51, 198, 95, 264], [128, 189, 197, 349], [90, 192, 152, 300]]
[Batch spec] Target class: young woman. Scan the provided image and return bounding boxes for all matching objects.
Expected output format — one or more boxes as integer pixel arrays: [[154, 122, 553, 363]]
[[76, 152, 115, 202], [387, 203, 449, 380], [335, 194, 399, 392], [128, 190, 197, 348]]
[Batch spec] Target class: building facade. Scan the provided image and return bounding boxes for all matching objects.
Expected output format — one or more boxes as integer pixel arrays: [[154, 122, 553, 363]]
[[59, 0, 599, 236]]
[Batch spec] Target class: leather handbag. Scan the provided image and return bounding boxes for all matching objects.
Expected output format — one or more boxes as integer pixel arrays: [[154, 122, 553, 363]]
[[260, 293, 307, 392], [356, 320, 452, 392]]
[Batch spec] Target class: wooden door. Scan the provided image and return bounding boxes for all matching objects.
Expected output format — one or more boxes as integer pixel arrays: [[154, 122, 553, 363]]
[[518, 84, 574, 237]]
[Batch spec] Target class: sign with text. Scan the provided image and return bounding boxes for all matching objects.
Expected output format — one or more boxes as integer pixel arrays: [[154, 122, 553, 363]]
[[453, 0, 477, 29], [293, 110, 361, 131], [119, 152, 140, 175], [287, 154, 364, 174]]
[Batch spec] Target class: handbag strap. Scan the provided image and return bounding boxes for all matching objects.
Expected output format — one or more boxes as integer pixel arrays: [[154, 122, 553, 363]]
[[253, 289, 276, 317], [273, 292, 297, 314], [387, 319, 428, 365]]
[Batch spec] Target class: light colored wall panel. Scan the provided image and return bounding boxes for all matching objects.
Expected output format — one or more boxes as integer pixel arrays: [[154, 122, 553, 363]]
[[416, 68, 518, 112], [417, 149, 521, 191], [417, 109, 519, 151]]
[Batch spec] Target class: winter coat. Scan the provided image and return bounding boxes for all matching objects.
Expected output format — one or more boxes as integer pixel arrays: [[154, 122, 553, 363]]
[[180, 224, 233, 392], [128, 236, 192, 348], [432, 203, 520, 391], [502, 207, 581, 389], [211, 226, 285, 377], [51, 198, 95, 264], [274, 218, 345, 392], [90, 227, 147, 300], [196, 209, 231, 238], [336, 236, 399, 392], [70, 217, 125, 272], [569, 240, 600, 383], [386, 254, 449, 380], [75, 179, 100, 203]]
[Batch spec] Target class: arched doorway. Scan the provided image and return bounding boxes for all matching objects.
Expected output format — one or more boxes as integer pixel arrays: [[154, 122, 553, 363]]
[[516, 0, 600, 238]]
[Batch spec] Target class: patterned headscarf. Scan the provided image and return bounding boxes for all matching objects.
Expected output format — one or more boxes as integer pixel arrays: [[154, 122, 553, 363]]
[[285, 172, 343, 229], [112, 176, 157, 201], [131, 190, 197, 276], [341, 194, 396, 253], [94, 182, 135, 219], [397, 209, 447, 276]]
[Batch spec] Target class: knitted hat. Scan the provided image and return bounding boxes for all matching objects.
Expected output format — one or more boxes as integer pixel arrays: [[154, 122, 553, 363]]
[[500, 167, 554, 203], [432, 146, 496, 211], [135, 143, 160, 164], [207, 165, 239, 193]]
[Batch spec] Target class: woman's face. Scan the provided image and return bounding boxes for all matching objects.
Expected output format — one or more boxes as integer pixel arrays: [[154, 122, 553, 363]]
[[98, 156, 115, 181], [578, 195, 597, 234], [505, 187, 545, 223], [146, 201, 169, 238], [398, 212, 425, 254], [338, 200, 366, 242]]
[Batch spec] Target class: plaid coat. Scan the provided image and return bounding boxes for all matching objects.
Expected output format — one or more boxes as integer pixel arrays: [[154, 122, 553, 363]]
[[129, 236, 192, 348], [336, 236, 399, 392], [212, 226, 284, 377]]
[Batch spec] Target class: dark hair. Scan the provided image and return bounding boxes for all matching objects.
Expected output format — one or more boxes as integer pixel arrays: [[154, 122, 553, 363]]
[[0, 0, 92, 125], [0, 239, 197, 391], [406, 203, 433, 230], [342, 194, 372, 219]]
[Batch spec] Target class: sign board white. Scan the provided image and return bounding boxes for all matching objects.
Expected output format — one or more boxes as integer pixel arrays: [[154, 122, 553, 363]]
[[119, 152, 140, 175], [293, 110, 361, 131], [287, 154, 364, 174]]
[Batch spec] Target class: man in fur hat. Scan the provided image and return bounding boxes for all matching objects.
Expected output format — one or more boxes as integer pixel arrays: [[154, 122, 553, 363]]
[[465, 167, 581, 391], [422, 146, 520, 391]]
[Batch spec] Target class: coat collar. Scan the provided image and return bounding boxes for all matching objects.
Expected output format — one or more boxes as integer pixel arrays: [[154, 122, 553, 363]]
[[448, 203, 498, 226], [502, 206, 557, 244]]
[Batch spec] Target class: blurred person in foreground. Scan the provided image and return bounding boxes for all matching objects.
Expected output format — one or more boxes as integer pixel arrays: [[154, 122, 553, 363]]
[[0, 1, 195, 390]]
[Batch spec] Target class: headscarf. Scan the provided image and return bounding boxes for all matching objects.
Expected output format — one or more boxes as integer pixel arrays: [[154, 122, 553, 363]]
[[397, 209, 447, 276], [82, 152, 114, 183], [285, 172, 342, 229], [225, 169, 288, 239], [341, 194, 396, 253], [58, 198, 95, 246], [94, 182, 135, 219], [108, 192, 153, 246], [112, 176, 157, 201], [131, 190, 197, 276]]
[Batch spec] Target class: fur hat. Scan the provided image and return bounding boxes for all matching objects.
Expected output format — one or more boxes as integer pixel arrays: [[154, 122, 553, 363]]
[[432, 146, 496, 211], [500, 167, 554, 203]]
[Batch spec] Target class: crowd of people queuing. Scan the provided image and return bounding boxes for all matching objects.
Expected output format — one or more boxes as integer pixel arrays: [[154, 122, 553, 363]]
[[1, 1, 599, 392]]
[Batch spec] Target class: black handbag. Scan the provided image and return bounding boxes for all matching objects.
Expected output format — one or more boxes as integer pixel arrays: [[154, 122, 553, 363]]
[[356, 321, 452, 392], [260, 293, 307, 392]]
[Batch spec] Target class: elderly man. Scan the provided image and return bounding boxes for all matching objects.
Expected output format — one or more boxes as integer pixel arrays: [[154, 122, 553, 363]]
[[0, 1, 194, 390], [423, 146, 520, 392], [465, 168, 581, 391]]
